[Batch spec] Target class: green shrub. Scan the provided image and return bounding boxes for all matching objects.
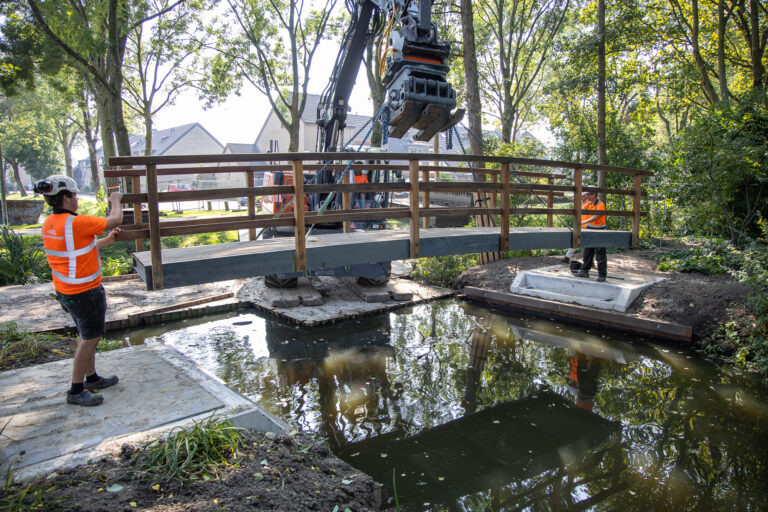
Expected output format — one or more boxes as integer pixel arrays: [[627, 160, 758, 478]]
[[97, 338, 126, 352], [0, 227, 50, 285], [410, 254, 478, 287], [102, 256, 133, 276], [654, 238, 742, 275], [137, 415, 244, 483]]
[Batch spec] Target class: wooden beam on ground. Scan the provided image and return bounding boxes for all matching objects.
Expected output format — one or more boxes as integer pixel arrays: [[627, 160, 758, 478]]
[[409, 160, 420, 258], [292, 160, 307, 273], [146, 164, 163, 290], [462, 287, 692, 342]]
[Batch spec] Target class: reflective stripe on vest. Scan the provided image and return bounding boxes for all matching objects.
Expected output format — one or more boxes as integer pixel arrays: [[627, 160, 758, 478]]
[[45, 215, 101, 285]]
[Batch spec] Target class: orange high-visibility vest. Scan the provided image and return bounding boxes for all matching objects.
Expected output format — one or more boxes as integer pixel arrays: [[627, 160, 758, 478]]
[[353, 172, 368, 184], [42, 213, 107, 295], [582, 199, 606, 228]]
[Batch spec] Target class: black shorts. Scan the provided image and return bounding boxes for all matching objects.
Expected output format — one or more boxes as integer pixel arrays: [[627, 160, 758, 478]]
[[56, 285, 107, 340]]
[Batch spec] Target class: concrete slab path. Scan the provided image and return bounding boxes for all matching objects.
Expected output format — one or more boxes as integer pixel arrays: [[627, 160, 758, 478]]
[[0, 344, 265, 481]]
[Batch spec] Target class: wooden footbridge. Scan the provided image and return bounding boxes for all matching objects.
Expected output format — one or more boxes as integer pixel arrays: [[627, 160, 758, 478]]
[[106, 152, 651, 291]]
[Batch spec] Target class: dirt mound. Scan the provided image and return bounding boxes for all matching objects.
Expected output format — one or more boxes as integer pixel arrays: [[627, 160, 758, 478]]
[[19, 431, 380, 512], [453, 250, 749, 340]]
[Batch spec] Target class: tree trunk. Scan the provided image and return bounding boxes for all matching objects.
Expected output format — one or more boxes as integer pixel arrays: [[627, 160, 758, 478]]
[[717, 0, 729, 102], [144, 110, 153, 156], [748, 0, 765, 89], [59, 124, 74, 178], [10, 160, 26, 197], [81, 95, 101, 192], [364, 38, 386, 147], [93, 85, 116, 162], [460, 0, 484, 155], [597, 0, 607, 194], [110, 90, 132, 156], [0, 141, 7, 224], [690, 0, 720, 104]]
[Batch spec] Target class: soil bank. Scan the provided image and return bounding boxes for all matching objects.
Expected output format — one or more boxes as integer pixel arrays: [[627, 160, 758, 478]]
[[453, 249, 750, 341]]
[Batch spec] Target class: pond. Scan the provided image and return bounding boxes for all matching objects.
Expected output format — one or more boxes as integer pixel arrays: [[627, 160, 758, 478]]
[[119, 300, 768, 511]]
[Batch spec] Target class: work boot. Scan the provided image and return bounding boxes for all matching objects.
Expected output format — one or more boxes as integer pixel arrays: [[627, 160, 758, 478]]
[[66, 390, 104, 406], [575, 269, 590, 278], [596, 275, 606, 282], [84, 375, 119, 392], [560, 256, 570, 263]]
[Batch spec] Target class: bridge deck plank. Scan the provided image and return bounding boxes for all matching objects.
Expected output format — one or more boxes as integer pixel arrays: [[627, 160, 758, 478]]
[[132, 227, 631, 290]]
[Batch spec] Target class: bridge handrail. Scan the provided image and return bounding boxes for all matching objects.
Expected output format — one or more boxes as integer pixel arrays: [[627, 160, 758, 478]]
[[106, 152, 650, 290]]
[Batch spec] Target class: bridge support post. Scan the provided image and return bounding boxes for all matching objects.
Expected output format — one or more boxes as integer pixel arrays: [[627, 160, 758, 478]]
[[573, 168, 582, 249], [247, 171, 256, 241], [146, 164, 164, 290], [342, 170, 351, 233], [292, 160, 307, 272], [632, 173, 641, 248], [409, 160, 420, 258], [421, 167, 430, 229], [546, 176, 554, 228], [132, 176, 144, 252], [500, 163, 510, 252]]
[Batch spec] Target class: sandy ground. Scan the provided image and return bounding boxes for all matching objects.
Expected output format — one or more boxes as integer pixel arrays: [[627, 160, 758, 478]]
[[454, 249, 750, 341]]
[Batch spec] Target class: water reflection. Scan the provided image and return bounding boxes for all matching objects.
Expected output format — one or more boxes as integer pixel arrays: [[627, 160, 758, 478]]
[[134, 300, 768, 511]]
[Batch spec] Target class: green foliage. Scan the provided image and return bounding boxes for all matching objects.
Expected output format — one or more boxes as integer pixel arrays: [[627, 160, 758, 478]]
[[137, 415, 244, 483], [0, 226, 50, 285], [410, 254, 478, 287], [0, 321, 63, 368], [655, 238, 742, 275], [657, 236, 768, 373], [98, 239, 134, 276], [97, 338, 125, 352], [77, 190, 108, 217], [667, 93, 768, 245]]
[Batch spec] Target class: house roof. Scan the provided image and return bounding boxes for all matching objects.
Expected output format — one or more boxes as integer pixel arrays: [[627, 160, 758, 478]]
[[224, 142, 260, 154]]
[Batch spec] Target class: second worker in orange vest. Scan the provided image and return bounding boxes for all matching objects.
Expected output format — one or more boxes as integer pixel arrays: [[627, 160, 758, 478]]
[[576, 191, 607, 282]]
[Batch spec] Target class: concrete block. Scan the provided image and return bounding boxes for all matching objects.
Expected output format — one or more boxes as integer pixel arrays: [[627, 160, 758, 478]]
[[229, 407, 289, 434], [510, 264, 666, 312]]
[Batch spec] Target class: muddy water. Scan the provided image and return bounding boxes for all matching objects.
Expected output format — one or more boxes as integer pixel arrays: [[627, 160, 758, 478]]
[[121, 301, 768, 511]]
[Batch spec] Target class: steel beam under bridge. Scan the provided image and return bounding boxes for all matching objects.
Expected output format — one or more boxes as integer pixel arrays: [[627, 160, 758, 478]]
[[132, 227, 629, 290]]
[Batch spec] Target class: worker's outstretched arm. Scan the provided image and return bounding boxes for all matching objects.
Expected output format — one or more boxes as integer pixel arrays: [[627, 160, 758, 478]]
[[97, 227, 122, 249], [105, 192, 124, 231]]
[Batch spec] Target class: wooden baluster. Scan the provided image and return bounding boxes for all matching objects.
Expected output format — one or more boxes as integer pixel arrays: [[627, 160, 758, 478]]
[[343, 170, 351, 233], [132, 176, 144, 251], [500, 163, 510, 252], [246, 171, 256, 241], [632, 173, 642, 248], [292, 160, 307, 272], [421, 167, 430, 229], [146, 164, 163, 290], [573, 168, 582, 250], [547, 176, 554, 228], [409, 160, 420, 258]]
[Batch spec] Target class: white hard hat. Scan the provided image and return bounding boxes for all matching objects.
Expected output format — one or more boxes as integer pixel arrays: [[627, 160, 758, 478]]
[[33, 175, 79, 195]]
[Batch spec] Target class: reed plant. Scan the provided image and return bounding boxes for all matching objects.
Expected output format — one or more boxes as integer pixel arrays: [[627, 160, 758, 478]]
[[0, 227, 50, 286], [137, 415, 244, 483]]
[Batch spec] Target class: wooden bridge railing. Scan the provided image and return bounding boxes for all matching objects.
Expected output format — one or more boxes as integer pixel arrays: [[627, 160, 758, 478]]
[[107, 152, 652, 290]]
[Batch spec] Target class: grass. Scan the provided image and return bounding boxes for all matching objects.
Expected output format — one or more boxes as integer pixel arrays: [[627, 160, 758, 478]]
[[137, 415, 244, 483], [0, 322, 66, 369], [97, 338, 126, 352], [410, 253, 479, 287]]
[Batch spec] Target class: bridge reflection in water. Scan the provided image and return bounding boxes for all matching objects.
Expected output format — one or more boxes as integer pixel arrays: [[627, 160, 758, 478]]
[[139, 301, 768, 510]]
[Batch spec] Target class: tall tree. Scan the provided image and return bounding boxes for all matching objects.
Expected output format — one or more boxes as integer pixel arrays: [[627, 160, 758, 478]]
[[0, 90, 61, 195], [597, 0, 607, 190], [210, 0, 340, 152], [460, 0, 484, 154], [474, 0, 570, 143], [21, 0, 187, 158], [123, 0, 211, 155]]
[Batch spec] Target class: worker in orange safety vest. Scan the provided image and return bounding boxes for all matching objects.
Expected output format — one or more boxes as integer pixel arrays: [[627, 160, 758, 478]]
[[35, 175, 124, 406], [575, 191, 607, 281]]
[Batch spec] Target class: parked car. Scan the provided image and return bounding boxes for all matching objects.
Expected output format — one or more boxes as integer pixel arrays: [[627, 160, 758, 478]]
[[239, 197, 261, 208], [166, 183, 196, 192]]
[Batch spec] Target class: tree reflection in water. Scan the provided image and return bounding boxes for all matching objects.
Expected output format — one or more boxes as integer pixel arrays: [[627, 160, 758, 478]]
[[152, 301, 768, 511]]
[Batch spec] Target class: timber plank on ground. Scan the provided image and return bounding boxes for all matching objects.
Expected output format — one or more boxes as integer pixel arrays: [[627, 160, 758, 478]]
[[132, 227, 631, 290], [462, 286, 692, 342]]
